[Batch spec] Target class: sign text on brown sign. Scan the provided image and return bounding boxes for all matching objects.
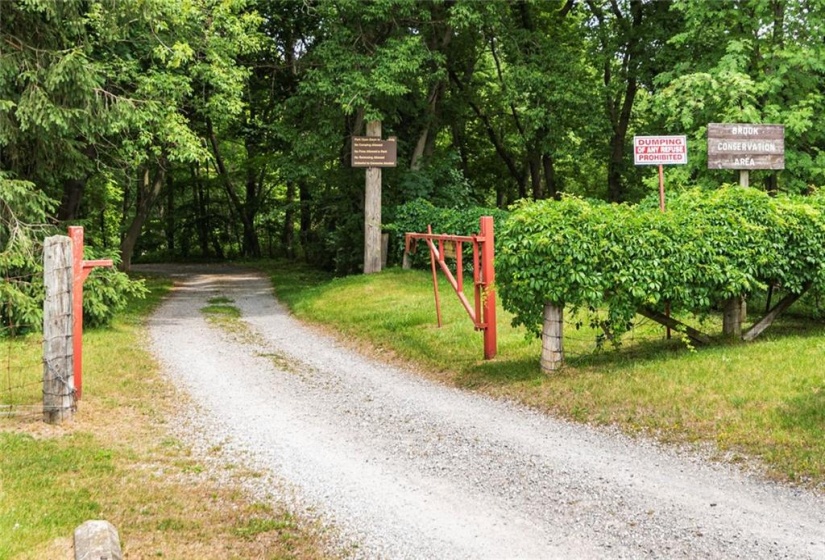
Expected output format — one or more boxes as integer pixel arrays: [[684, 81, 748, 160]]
[[707, 123, 784, 170], [351, 136, 398, 168]]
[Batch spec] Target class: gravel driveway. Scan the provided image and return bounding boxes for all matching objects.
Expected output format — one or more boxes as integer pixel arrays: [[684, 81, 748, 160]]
[[146, 265, 825, 559]]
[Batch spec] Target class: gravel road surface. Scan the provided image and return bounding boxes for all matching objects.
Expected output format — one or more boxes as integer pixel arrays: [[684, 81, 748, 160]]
[[146, 266, 825, 559]]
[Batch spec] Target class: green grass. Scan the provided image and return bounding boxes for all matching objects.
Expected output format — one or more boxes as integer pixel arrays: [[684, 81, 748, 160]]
[[201, 296, 242, 325], [259, 260, 825, 489], [0, 274, 329, 560], [0, 433, 111, 558]]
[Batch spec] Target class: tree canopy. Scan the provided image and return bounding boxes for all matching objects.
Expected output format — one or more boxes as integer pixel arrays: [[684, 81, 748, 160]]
[[2, 0, 825, 275]]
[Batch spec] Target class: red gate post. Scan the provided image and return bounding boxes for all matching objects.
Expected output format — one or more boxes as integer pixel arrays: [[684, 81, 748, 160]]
[[479, 216, 496, 359], [68, 227, 113, 400], [427, 225, 443, 328]]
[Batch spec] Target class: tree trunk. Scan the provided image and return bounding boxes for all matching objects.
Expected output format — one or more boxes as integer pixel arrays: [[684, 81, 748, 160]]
[[451, 122, 471, 180], [57, 178, 86, 221], [529, 154, 543, 200], [282, 181, 296, 259], [165, 171, 175, 254], [542, 153, 558, 199], [244, 137, 264, 258], [589, 0, 643, 203], [606, 76, 637, 202], [120, 163, 166, 271], [192, 165, 210, 257], [299, 180, 312, 261], [207, 120, 260, 258]]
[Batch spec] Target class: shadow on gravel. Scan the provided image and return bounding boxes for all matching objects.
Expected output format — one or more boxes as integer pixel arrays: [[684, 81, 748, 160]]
[[134, 264, 282, 321]]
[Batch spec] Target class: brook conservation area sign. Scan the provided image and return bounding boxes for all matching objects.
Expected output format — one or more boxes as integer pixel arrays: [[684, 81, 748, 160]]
[[707, 123, 785, 170]]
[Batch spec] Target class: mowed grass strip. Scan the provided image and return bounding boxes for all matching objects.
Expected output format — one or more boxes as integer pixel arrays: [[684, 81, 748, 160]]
[[262, 261, 825, 489], [0, 275, 331, 560]]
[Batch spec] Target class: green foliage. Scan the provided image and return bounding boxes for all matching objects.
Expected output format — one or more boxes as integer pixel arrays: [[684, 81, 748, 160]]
[[5, 0, 825, 279], [386, 199, 508, 268], [396, 152, 476, 208], [1, 172, 145, 332], [1, 173, 55, 333], [498, 187, 825, 340], [652, 1, 825, 193], [82, 253, 148, 329]]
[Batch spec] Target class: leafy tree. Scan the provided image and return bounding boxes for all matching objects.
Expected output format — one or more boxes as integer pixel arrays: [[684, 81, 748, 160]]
[[446, 1, 600, 203], [652, 0, 825, 193], [584, 0, 684, 202], [0, 173, 54, 332]]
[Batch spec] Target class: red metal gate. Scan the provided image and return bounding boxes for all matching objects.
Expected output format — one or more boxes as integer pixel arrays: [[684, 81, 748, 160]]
[[404, 216, 497, 359]]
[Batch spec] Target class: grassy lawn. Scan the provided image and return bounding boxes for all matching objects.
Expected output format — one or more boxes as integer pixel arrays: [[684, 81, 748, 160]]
[[260, 261, 825, 490], [0, 275, 330, 560]]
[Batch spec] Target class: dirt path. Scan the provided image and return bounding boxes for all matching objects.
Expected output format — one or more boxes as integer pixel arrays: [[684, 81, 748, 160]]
[[145, 266, 825, 559]]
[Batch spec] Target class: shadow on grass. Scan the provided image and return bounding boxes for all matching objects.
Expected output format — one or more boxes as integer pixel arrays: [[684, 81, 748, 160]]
[[754, 319, 825, 340], [778, 386, 825, 436], [774, 388, 825, 481], [458, 338, 689, 389], [458, 356, 544, 388]]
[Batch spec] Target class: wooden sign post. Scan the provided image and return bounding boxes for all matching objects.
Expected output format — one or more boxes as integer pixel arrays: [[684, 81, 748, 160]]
[[707, 123, 785, 337], [352, 121, 397, 274], [633, 134, 688, 339]]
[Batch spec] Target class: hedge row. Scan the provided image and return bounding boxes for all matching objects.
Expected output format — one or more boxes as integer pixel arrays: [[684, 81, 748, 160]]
[[497, 187, 825, 339], [387, 199, 508, 269]]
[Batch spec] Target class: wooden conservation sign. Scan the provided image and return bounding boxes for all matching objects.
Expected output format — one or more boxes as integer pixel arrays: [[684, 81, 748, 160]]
[[351, 136, 397, 168], [707, 123, 785, 170], [633, 135, 688, 165]]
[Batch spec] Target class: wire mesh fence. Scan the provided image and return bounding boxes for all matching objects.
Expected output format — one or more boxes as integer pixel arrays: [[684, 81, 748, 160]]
[[2, 272, 44, 420], [560, 311, 679, 366]]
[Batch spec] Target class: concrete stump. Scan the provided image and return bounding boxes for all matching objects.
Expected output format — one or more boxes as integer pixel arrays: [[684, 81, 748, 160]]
[[74, 520, 122, 560]]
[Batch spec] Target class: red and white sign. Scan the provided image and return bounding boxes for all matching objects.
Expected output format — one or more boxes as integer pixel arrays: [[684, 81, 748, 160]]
[[633, 135, 688, 166]]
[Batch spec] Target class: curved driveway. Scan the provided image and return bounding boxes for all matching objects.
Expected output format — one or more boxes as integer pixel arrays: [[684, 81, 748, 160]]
[[147, 266, 825, 559]]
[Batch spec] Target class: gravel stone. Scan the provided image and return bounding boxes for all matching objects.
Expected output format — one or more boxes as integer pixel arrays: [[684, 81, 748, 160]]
[[145, 265, 825, 559]]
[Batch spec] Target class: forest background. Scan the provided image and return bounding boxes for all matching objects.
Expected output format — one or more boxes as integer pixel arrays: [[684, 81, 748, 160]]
[[2, 0, 824, 285]]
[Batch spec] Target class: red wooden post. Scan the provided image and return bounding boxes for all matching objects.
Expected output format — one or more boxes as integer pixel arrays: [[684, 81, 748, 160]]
[[658, 164, 666, 212], [427, 225, 443, 328], [68, 227, 113, 400], [480, 216, 497, 359], [657, 165, 672, 339]]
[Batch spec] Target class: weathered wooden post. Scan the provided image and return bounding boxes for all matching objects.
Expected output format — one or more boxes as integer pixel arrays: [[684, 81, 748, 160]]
[[723, 297, 744, 339], [43, 235, 74, 424], [364, 120, 383, 274], [352, 122, 397, 274], [541, 302, 563, 374]]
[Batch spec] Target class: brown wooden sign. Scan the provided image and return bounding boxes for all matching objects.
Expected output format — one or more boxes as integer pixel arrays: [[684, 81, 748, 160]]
[[707, 123, 784, 170], [351, 136, 397, 168]]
